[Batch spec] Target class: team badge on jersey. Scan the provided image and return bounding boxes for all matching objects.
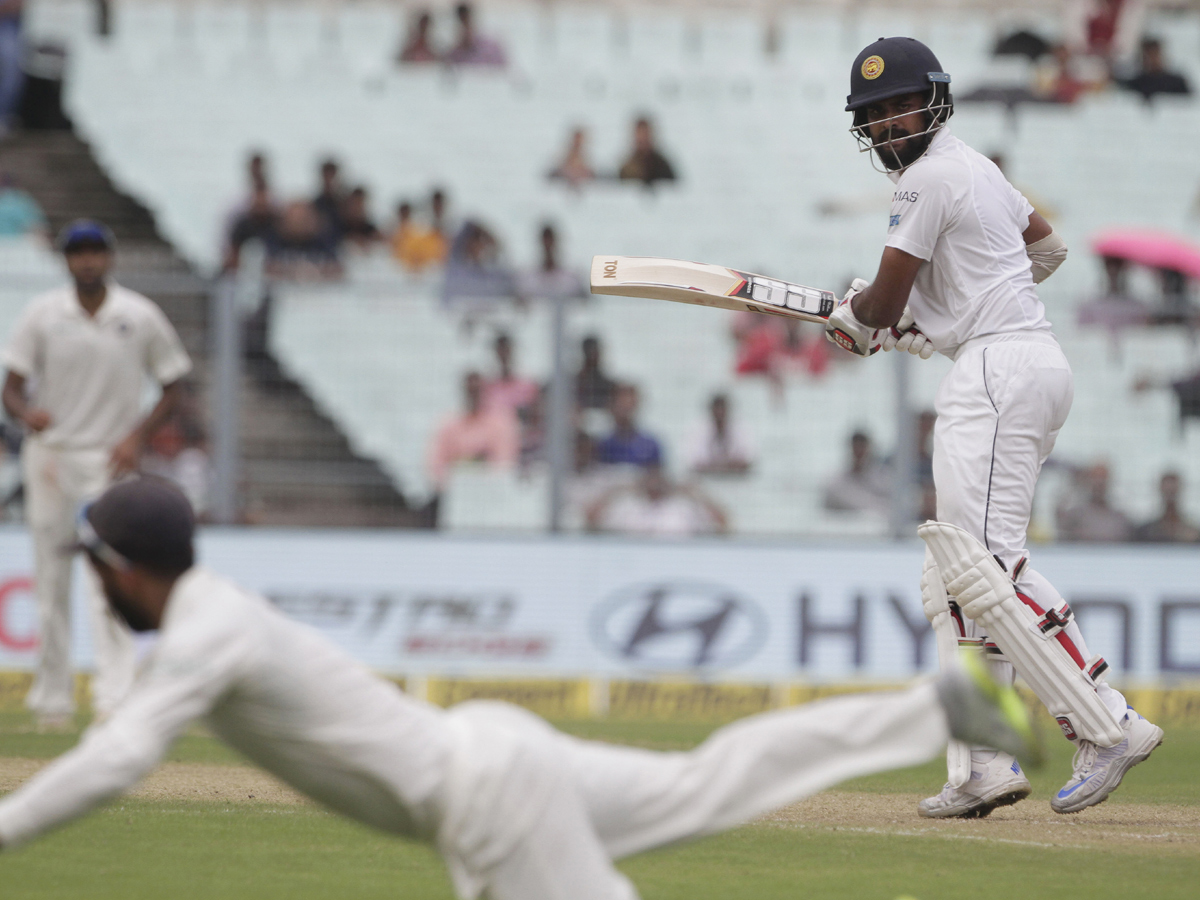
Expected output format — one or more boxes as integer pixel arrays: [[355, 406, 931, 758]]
[[889, 214, 901, 227], [861, 55, 885, 80]]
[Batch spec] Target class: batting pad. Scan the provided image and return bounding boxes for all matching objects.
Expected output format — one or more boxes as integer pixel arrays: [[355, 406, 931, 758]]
[[922, 550, 971, 789], [918, 522, 1123, 748]]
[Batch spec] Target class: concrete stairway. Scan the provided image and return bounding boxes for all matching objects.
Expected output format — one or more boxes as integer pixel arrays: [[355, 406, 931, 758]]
[[0, 129, 420, 526]]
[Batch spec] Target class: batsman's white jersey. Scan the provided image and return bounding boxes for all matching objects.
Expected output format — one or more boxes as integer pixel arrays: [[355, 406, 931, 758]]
[[0, 567, 954, 899], [885, 127, 1051, 361], [887, 126, 1130, 732]]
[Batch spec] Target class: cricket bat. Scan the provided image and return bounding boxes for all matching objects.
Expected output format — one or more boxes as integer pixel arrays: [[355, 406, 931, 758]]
[[590, 256, 836, 323]]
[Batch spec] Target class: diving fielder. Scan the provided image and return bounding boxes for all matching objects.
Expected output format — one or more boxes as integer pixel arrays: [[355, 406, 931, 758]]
[[0, 478, 1036, 899], [826, 37, 1162, 818]]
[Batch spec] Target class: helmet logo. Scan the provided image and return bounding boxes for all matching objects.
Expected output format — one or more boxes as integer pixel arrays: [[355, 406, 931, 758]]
[[861, 55, 885, 80]]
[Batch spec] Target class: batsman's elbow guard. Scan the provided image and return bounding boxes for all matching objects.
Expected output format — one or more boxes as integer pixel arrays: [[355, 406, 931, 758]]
[[1027, 231, 1067, 284]]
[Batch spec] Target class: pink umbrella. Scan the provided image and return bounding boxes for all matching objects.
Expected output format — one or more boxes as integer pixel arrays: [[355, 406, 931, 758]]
[[1091, 228, 1200, 280]]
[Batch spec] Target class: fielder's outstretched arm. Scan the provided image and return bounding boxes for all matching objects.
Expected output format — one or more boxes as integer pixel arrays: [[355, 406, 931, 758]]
[[851, 247, 924, 329], [0, 622, 246, 849]]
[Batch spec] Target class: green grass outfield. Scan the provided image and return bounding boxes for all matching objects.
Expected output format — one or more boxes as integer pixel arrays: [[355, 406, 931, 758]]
[[0, 711, 1196, 899]]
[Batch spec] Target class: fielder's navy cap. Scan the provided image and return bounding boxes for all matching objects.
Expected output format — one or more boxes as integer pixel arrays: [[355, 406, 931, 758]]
[[77, 477, 195, 574], [56, 218, 116, 254]]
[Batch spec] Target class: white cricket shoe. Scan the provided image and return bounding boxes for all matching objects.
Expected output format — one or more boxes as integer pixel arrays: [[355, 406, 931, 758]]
[[1050, 709, 1163, 814], [918, 750, 1031, 819]]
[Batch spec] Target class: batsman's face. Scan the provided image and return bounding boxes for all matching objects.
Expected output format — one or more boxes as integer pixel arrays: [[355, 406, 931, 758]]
[[864, 92, 931, 170]]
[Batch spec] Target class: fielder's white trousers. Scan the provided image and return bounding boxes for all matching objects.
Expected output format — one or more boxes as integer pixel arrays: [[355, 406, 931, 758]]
[[21, 439, 135, 719], [439, 684, 949, 900], [933, 334, 1127, 722]]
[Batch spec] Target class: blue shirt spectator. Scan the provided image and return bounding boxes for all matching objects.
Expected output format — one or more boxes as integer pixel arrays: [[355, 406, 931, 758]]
[[0, 173, 45, 236], [595, 383, 663, 468]]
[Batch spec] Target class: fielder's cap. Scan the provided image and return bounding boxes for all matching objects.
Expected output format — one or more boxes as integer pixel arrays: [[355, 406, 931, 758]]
[[846, 36, 950, 112], [56, 218, 116, 254], [75, 477, 195, 574]]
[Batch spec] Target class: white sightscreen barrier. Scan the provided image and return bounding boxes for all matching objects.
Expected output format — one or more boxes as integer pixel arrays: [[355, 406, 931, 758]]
[[0, 528, 1198, 681]]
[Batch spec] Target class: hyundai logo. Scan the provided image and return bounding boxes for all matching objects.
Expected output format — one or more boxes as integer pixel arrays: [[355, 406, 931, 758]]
[[590, 582, 768, 669]]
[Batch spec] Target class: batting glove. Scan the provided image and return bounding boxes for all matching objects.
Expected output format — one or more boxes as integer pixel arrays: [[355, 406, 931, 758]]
[[880, 306, 935, 360], [825, 278, 881, 357]]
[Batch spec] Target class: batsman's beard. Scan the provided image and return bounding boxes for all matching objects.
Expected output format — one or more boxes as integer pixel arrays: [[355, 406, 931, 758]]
[[873, 128, 933, 172]]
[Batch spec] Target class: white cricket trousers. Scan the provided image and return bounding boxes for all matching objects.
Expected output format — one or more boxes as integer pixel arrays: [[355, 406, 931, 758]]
[[932, 333, 1127, 722], [21, 439, 135, 719], [438, 684, 950, 900]]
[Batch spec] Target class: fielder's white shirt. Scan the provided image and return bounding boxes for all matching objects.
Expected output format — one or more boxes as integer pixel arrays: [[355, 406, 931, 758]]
[[0, 567, 454, 848], [2, 284, 192, 450], [885, 127, 1052, 358]]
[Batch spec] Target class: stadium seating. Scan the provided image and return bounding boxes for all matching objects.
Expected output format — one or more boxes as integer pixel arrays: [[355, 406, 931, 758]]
[[19, 0, 1200, 533]]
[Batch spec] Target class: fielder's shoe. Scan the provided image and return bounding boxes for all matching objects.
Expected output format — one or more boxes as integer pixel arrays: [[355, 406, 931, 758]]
[[918, 750, 1031, 819], [935, 650, 1043, 768], [1050, 708, 1163, 814]]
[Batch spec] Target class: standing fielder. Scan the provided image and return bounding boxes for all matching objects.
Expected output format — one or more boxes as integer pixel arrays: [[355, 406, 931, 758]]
[[1, 220, 192, 729], [825, 37, 1162, 818], [0, 478, 1037, 899]]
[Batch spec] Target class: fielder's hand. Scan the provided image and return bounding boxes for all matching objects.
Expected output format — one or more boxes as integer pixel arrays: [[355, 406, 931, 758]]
[[825, 279, 881, 357], [879, 306, 935, 360]]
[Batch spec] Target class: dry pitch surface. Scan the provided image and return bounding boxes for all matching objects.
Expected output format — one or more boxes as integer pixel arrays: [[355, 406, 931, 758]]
[[3, 758, 1196, 855]]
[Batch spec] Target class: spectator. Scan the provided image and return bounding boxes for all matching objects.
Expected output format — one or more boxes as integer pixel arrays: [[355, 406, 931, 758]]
[[269, 200, 341, 280], [1150, 267, 1195, 326], [427, 371, 519, 490], [141, 416, 210, 518], [1134, 470, 1200, 542], [441, 220, 516, 316], [822, 431, 891, 515], [1079, 255, 1150, 338], [1056, 462, 1132, 542], [397, 10, 438, 64], [686, 393, 755, 476], [575, 335, 617, 410], [341, 186, 382, 251], [548, 128, 595, 189], [224, 185, 279, 271], [483, 332, 539, 416], [586, 463, 728, 537], [312, 158, 346, 245], [618, 117, 676, 186], [1134, 366, 1200, 425], [0, 171, 46, 237], [390, 197, 448, 272], [518, 223, 586, 301], [1033, 44, 1092, 104], [1121, 38, 1191, 101], [0, 0, 24, 138], [1064, 0, 1145, 63], [444, 2, 506, 68], [733, 314, 830, 394], [595, 383, 663, 468]]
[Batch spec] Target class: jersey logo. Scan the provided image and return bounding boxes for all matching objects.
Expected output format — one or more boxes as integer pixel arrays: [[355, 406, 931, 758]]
[[893, 190, 920, 202], [889, 214, 901, 227], [861, 55, 885, 80]]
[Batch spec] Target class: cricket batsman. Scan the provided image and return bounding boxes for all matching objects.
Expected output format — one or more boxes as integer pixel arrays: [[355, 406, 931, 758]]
[[825, 36, 1163, 818], [0, 478, 1038, 899]]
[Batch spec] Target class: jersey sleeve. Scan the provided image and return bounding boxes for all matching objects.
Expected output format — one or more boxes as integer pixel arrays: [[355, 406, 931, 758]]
[[884, 164, 964, 262], [0, 608, 251, 849], [143, 301, 193, 385], [1, 299, 44, 378]]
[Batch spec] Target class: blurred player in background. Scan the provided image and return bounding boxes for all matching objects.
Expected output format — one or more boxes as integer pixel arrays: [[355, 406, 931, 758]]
[[0, 477, 1039, 900], [0, 220, 191, 729], [825, 37, 1162, 817]]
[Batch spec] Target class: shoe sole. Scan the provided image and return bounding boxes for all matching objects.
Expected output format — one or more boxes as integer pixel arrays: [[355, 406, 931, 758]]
[[918, 786, 1031, 819], [1051, 729, 1164, 815]]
